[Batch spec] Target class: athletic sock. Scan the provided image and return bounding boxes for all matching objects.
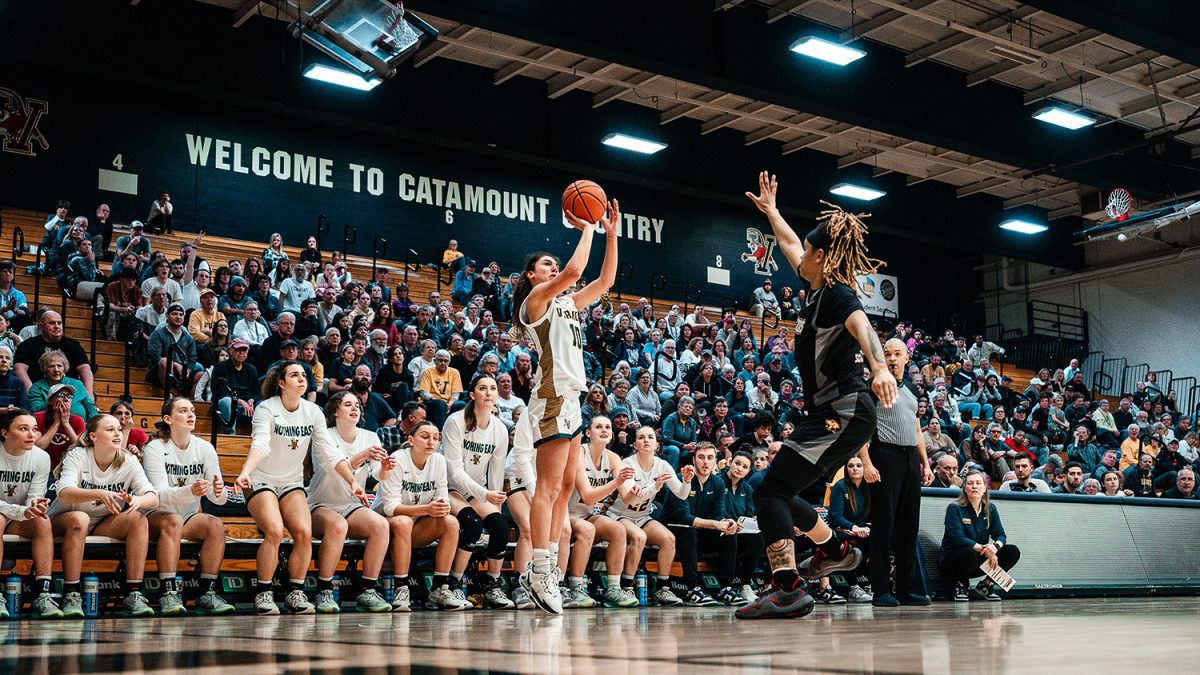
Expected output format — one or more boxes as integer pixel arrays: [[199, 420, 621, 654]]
[[160, 575, 178, 593], [432, 574, 450, 590], [569, 576, 587, 590], [548, 542, 559, 560], [771, 568, 800, 591], [289, 579, 305, 592], [317, 577, 334, 591], [124, 579, 143, 595], [362, 577, 378, 590], [620, 575, 634, 589], [256, 579, 274, 592], [531, 548, 554, 574], [64, 581, 81, 596], [200, 574, 218, 595], [36, 577, 51, 595], [607, 575, 621, 589], [815, 530, 846, 558]]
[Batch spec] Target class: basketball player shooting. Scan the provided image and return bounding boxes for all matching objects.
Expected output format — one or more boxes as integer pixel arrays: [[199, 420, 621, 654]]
[[736, 171, 897, 620], [510, 194, 620, 615]]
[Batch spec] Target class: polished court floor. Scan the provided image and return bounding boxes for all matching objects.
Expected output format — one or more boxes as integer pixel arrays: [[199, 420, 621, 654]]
[[2, 597, 1196, 674]]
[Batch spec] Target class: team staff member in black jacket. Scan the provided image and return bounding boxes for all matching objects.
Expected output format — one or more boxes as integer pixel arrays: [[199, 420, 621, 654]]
[[938, 470, 1021, 602], [661, 442, 738, 607], [857, 338, 933, 608]]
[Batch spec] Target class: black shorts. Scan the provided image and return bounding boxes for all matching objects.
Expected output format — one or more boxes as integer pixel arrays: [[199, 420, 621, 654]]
[[776, 391, 877, 483]]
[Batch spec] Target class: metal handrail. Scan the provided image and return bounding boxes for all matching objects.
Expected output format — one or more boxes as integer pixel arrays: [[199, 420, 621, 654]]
[[31, 240, 44, 312], [682, 283, 700, 318], [403, 248, 419, 285], [614, 262, 633, 301], [1098, 357, 1126, 396], [1124, 363, 1150, 397], [371, 236, 388, 282], [90, 293, 108, 369], [342, 224, 357, 259], [759, 307, 780, 344], [122, 339, 133, 403], [315, 214, 331, 252], [10, 226, 24, 261], [647, 272, 666, 320], [59, 288, 68, 329]]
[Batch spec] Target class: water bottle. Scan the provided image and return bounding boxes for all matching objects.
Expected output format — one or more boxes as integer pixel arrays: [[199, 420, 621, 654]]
[[634, 570, 648, 606], [331, 575, 340, 605], [380, 575, 394, 603], [82, 572, 100, 617], [4, 575, 21, 618]]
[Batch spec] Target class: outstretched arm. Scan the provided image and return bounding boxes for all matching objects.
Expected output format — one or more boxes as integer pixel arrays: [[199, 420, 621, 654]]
[[570, 199, 620, 310], [524, 217, 597, 323], [745, 172, 805, 273]]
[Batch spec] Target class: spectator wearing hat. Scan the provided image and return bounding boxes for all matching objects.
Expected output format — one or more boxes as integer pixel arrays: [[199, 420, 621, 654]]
[[115, 221, 153, 267], [451, 259, 476, 306], [104, 267, 142, 341], [188, 288, 223, 344], [749, 279, 779, 318], [1154, 439, 1190, 478], [211, 338, 259, 434], [1023, 377, 1046, 402], [218, 276, 251, 324], [27, 351, 98, 421], [147, 302, 202, 394], [33, 382, 86, 468]]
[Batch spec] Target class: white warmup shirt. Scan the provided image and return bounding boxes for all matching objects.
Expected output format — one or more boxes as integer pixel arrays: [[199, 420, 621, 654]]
[[441, 409, 508, 502], [308, 427, 381, 512], [249, 397, 336, 488], [48, 448, 157, 524], [0, 447, 51, 521], [375, 450, 449, 517], [607, 456, 690, 520], [141, 435, 227, 519]]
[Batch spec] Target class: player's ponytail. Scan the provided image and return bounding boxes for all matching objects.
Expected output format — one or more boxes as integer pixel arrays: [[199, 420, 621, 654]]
[[155, 396, 190, 441], [463, 373, 497, 433], [808, 201, 886, 288]]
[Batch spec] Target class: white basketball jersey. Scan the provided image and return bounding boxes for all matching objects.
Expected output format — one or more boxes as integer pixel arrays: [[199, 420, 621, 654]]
[[522, 295, 586, 399], [568, 446, 617, 518]]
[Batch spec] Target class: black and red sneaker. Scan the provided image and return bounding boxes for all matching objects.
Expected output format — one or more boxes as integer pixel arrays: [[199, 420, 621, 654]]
[[797, 541, 863, 581], [734, 578, 815, 620]]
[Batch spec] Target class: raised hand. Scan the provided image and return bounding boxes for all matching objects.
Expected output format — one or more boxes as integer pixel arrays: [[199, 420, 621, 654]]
[[616, 466, 635, 482], [745, 171, 779, 214], [680, 465, 696, 483], [600, 199, 621, 237]]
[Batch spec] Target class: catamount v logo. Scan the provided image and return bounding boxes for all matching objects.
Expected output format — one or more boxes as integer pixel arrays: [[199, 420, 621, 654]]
[[0, 88, 49, 157]]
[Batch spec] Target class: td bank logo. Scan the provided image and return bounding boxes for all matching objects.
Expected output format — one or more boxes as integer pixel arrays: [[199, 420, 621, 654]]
[[0, 87, 49, 157]]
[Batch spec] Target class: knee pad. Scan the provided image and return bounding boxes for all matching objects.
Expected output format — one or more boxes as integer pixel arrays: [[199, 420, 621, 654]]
[[482, 512, 510, 559], [456, 508, 483, 551]]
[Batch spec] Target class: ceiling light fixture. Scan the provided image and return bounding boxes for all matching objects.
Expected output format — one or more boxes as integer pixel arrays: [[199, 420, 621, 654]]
[[302, 64, 381, 91], [830, 183, 886, 201], [1032, 106, 1095, 130], [1000, 218, 1049, 234], [789, 37, 866, 66], [601, 133, 667, 155]]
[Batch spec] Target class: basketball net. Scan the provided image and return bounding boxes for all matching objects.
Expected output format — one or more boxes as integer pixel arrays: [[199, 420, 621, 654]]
[[375, 1, 419, 55], [1105, 188, 1132, 222]]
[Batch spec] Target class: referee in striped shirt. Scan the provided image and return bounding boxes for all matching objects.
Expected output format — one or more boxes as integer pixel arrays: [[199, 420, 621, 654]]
[[860, 338, 933, 607]]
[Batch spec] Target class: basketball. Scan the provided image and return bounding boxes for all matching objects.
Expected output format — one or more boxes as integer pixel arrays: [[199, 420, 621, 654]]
[[562, 180, 608, 223]]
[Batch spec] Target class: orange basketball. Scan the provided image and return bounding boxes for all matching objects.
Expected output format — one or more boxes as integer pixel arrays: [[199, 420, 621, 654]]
[[562, 180, 608, 223]]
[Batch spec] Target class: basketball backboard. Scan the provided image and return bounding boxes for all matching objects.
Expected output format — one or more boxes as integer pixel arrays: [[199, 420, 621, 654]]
[[291, 0, 438, 78]]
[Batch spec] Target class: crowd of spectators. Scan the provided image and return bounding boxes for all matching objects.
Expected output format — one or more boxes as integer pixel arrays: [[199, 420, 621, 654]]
[[6, 198, 1199, 608]]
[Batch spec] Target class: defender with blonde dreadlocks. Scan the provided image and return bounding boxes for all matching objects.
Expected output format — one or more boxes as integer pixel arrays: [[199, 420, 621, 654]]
[[735, 171, 898, 621]]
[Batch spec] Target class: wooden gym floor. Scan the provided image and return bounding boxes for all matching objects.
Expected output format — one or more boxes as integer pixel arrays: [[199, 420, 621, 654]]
[[1, 597, 1195, 674]]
